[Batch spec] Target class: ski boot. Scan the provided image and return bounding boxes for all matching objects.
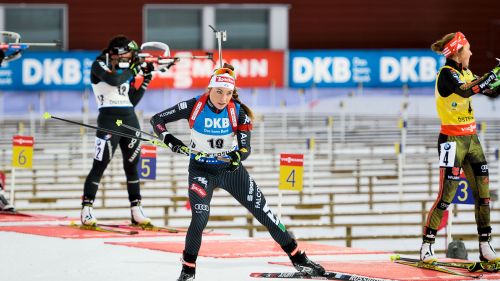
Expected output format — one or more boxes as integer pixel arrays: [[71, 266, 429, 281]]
[[288, 249, 325, 276], [130, 200, 151, 226], [0, 190, 15, 212], [282, 239, 325, 276], [479, 233, 500, 262], [420, 242, 437, 263], [81, 200, 97, 226], [177, 253, 196, 281]]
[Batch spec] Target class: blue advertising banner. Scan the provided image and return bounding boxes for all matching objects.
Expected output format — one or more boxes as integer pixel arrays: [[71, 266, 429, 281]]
[[0, 51, 98, 91], [1, 49, 445, 90], [289, 50, 445, 88]]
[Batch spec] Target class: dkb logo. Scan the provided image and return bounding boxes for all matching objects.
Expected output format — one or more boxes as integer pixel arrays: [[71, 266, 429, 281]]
[[205, 118, 229, 128]]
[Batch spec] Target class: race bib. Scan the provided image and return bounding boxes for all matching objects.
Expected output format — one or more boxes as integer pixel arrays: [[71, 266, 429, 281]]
[[94, 137, 106, 161], [439, 142, 456, 167], [92, 81, 133, 109]]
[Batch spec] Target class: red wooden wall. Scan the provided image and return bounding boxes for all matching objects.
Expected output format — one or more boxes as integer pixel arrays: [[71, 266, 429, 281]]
[[2, 0, 499, 72]]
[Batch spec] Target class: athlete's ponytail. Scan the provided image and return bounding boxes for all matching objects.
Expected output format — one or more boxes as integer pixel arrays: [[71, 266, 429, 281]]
[[232, 88, 254, 121], [223, 63, 255, 121]]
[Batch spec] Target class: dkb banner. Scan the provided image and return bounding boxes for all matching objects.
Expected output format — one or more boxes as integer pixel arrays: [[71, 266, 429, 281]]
[[289, 49, 444, 88], [0, 50, 284, 90]]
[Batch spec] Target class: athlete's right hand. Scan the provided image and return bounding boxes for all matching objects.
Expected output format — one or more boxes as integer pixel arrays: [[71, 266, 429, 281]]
[[140, 62, 155, 75], [173, 145, 190, 156], [163, 134, 189, 156]]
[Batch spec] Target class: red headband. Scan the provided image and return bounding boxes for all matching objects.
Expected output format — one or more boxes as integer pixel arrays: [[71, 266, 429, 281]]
[[442, 32, 468, 58]]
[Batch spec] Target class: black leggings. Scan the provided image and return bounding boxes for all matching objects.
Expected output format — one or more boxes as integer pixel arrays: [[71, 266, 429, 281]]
[[184, 161, 294, 257], [83, 112, 142, 203]]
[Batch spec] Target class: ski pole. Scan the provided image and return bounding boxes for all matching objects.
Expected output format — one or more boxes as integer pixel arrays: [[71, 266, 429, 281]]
[[116, 119, 159, 140], [42, 112, 167, 149]]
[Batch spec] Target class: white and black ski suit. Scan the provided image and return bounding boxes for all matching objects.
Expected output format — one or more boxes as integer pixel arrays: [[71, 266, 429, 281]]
[[83, 55, 151, 204]]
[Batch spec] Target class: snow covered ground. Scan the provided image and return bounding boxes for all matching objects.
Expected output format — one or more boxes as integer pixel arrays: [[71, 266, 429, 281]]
[[4, 205, 500, 281], [1, 219, 394, 281]]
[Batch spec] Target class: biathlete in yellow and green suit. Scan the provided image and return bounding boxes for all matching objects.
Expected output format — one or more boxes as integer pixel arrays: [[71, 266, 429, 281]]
[[420, 31, 500, 263]]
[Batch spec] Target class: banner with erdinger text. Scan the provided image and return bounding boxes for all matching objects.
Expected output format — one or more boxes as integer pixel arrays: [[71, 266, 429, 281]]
[[147, 50, 284, 89]]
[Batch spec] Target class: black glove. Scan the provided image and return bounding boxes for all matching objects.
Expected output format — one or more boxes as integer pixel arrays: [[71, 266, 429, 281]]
[[140, 62, 155, 75], [483, 88, 500, 99], [163, 133, 189, 155], [226, 150, 241, 172], [483, 78, 500, 98]]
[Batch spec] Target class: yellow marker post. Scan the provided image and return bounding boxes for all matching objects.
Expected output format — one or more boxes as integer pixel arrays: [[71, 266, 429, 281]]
[[279, 154, 304, 191], [278, 153, 304, 220], [398, 118, 404, 129], [327, 116, 334, 127], [12, 135, 34, 169], [394, 142, 401, 155], [11, 135, 34, 205]]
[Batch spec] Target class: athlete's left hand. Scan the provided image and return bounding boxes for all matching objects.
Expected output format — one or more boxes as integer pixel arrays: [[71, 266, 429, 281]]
[[484, 79, 500, 98], [489, 79, 500, 91], [226, 150, 241, 172]]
